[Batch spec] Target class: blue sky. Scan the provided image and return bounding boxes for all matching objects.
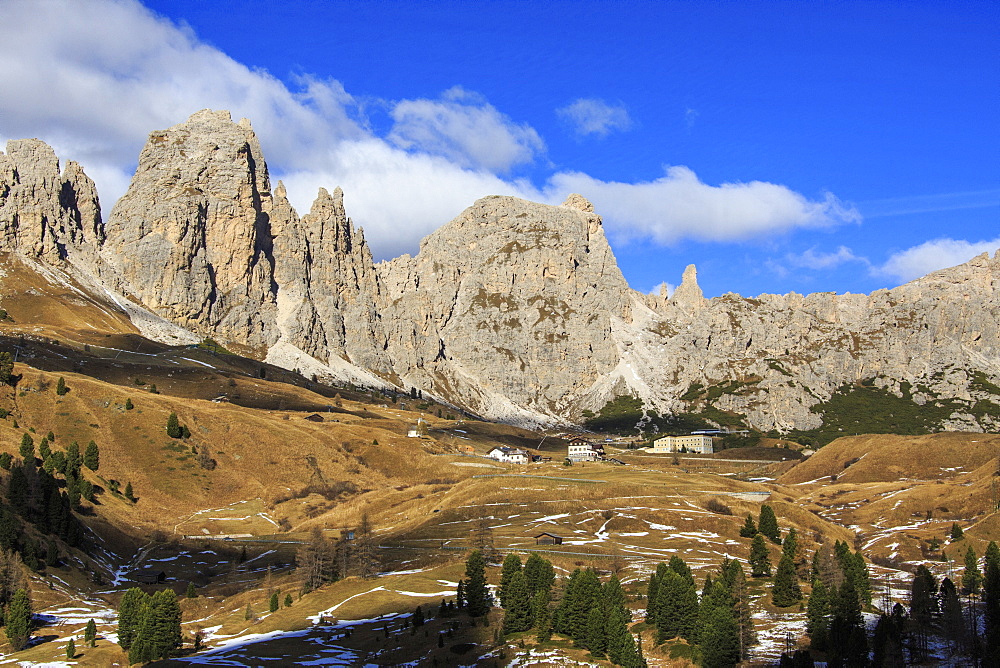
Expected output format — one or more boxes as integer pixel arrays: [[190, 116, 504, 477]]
[[1, 0, 997, 298]]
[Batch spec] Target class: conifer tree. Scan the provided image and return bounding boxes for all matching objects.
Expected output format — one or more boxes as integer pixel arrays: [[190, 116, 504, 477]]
[[645, 562, 669, 625], [499, 553, 523, 608], [828, 575, 867, 666], [186, 582, 196, 598], [771, 552, 802, 607], [117, 587, 147, 650], [464, 550, 491, 617], [66, 441, 81, 476], [669, 554, 695, 587], [166, 412, 181, 438], [567, 569, 602, 645], [524, 553, 555, 595], [66, 637, 75, 659], [532, 589, 551, 642], [56, 376, 68, 396], [585, 605, 607, 657], [739, 513, 758, 538], [806, 579, 830, 651], [456, 579, 466, 608], [84, 440, 99, 471], [19, 433, 33, 460], [125, 397, 134, 410], [655, 570, 698, 642], [984, 541, 1000, 665], [5, 587, 32, 650], [38, 437, 50, 461], [124, 481, 135, 502], [964, 544, 982, 595], [758, 504, 781, 544], [698, 580, 740, 668], [269, 592, 279, 613], [749, 533, 772, 577], [502, 570, 532, 634], [726, 559, 756, 656], [870, 612, 905, 667], [0, 352, 13, 385], [85, 617, 97, 647]]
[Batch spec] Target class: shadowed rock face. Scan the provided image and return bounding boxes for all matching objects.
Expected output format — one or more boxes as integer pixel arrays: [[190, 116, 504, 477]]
[[6, 109, 1000, 431]]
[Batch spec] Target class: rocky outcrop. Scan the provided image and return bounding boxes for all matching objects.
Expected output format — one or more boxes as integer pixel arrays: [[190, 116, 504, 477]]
[[0, 139, 102, 266], [376, 194, 634, 421], [100, 110, 278, 349], [272, 184, 391, 374], [8, 110, 1000, 433]]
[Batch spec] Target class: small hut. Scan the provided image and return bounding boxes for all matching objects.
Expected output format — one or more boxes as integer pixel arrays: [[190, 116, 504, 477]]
[[304, 414, 324, 423], [535, 532, 563, 545], [130, 569, 166, 584]]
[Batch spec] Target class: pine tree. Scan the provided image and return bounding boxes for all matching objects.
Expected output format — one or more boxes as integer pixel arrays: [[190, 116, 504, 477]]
[[984, 541, 1000, 665], [532, 589, 551, 642], [66, 441, 81, 476], [186, 582, 196, 598], [585, 605, 607, 657], [949, 522, 964, 541], [464, 550, 491, 617], [669, 554, 695, 587], [499, 553, 523, 608], [19, 433, 33, 460], [524, 553, 555, 595], [284, 593, 292, 607], [56, 376, 68, 396], [828, 575, 867, 666], [739, 513, 758, 538], [726, 559, 756, 657], [66, 637, 75, 659], [38, 437, 50, 461], [84, 440, 99, 471], [645, 562, 669, 625], [655, 570, 697, 642], [771, 553, 802, 607], [85, 617, 97, 647], [124, 481, 135, 502], [806, 578, 830, 651], [749, 533, 772, 577], [125, 397, 134, 410], [502, 570, 532, 634], [964, 544, 982, 594], [5, 588, 32, 651], [166, 412, 181, 438], [0, 352, 13, 385], [699, 603, 740, 668], [269, 591, 279, 613], [758, 504, 781, 544], [117, 587, 146, 650]]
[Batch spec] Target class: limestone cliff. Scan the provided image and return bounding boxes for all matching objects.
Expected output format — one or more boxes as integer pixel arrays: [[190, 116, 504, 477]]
[[6, 110, 1000, 434], [377, 194, 633, 421], [99, 110, 278, 350], [0, 139, 102, 266]]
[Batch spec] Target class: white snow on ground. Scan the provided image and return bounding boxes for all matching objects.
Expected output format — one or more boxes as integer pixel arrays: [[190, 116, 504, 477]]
[[648, 523, 678, 531], [178, 357, 216, 368], [532, 513, 571, 523]]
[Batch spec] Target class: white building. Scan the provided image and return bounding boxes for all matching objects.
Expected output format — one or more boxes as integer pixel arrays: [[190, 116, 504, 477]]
[[567, 438, 603, 462], [487, 447, 529, 464], [651, 434, 714, 454]]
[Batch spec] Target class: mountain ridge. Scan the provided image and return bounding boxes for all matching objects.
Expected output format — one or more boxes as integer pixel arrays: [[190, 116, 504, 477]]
[[3, 109, 1000, 432]]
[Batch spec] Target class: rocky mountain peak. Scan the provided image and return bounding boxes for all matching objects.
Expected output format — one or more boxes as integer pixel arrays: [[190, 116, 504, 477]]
[[671, 263, 706, 311], [0, 138, 102, 265], [561, 193, 594, 213], [99, 109, 278, 348]]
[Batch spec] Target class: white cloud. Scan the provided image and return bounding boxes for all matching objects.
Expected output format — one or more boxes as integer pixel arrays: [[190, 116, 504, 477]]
[[556, 98, 633, 138], [388, 87, 544, 172], [876, 237, 1000, 284], [544, 166, 861, 244], [0, 0, 859, 263], [786, 246, 869, 270]]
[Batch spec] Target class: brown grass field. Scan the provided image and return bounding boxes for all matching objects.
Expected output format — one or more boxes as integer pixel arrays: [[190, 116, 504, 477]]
[[0, 254, 997, 665]]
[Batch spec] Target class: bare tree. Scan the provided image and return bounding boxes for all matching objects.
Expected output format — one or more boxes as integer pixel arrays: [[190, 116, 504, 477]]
[[355, 512, 380, 579]]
